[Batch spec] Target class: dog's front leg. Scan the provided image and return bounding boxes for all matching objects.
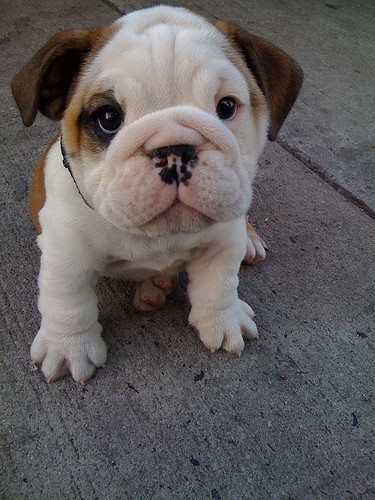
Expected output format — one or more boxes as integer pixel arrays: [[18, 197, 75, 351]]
[[31, 236, 107, 384], [187, 219, 258, 355]]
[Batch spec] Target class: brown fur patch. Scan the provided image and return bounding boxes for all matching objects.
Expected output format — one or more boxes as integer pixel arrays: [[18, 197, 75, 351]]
[[74, 91, 120, 158], [62, 24, 121, 158], [212, 18, 303, 140], [13, 22, 121, 233], [218, 32, 268, 127], [11, 23, 120, 128], [30, 133, 60, 234]]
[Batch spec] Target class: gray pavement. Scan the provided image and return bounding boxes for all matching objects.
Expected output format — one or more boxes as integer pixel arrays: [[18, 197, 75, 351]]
[[0, 0, 374, 499]]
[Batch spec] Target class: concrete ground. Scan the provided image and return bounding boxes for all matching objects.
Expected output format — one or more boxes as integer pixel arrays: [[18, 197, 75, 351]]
[[0, 0, 374, 498]]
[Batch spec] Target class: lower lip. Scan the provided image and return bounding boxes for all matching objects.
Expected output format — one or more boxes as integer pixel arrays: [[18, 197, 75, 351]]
[[170, 200, 185, 210], [170, 200, 196, 215]]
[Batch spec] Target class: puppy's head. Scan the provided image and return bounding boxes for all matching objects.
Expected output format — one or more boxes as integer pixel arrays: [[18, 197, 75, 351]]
[[12, 6, 303, 236]]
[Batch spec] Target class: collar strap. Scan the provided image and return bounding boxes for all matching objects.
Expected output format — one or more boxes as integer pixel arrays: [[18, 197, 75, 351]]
[[60, 138, 93, 209]]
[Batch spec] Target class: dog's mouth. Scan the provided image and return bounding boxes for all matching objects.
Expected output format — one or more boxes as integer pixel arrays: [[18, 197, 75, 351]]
[[147, 196, 209, 223], [138, 197, 212, 236], [169, 199, 201, 214], [93, 147, 246, 232]]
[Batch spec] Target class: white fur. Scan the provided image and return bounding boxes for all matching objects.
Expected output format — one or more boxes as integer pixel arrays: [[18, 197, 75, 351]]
[[31, 6, 268, 383]]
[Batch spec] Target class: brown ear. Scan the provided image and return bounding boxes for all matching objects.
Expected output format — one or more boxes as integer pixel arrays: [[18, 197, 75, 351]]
[[11, 29, 101, 127], [215, 20, 303, 140]]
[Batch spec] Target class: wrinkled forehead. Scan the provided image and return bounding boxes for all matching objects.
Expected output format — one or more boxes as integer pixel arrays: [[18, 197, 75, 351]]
[[80, 7, 250, 109]]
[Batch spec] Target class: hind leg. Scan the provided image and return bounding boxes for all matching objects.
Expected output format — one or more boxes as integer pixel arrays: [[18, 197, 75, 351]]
[[133, 275, 177, 312], [243, 217, 268, 265]]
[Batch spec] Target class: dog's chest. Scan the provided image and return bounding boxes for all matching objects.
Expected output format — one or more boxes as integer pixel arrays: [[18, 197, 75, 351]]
[[103, 235, 194, 280]]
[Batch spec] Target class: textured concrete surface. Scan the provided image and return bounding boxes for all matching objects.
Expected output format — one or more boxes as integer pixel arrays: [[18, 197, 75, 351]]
[[0, 0, 374, 499]]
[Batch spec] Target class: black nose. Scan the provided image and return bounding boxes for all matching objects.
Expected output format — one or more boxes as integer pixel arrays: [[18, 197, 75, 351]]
[[152, 144, 197, 164], [150, 144, 198, 186]]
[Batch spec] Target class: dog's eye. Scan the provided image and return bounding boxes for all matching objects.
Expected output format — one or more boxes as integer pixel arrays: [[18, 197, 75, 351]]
[[216, 97, 238, 120], [94, 106, 122, 135]]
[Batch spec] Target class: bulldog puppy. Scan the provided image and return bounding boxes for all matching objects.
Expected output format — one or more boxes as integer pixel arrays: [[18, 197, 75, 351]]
[[12, 6, 303, 383]]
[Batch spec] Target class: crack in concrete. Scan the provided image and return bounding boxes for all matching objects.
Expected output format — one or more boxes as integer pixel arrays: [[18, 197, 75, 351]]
[[99, 0, 124, 15], [277, 138, 374, 220]]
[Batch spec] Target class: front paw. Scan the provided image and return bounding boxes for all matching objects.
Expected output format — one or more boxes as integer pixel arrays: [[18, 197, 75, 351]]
[[189, 299, 258, 355], [31, 329, 107, 384]]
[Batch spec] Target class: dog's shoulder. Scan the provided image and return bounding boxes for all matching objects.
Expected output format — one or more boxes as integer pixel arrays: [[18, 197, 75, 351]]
[[30, 132, 60, 234]]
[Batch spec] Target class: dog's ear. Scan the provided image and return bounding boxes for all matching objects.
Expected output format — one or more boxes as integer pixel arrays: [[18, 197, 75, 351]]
[[11, 29, 102, 127], [215, 20, 303, 140]]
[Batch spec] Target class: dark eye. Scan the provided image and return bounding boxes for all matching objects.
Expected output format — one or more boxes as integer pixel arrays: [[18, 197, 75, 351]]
[[94, 106, 122, 135], [216, 96, 238, 120]]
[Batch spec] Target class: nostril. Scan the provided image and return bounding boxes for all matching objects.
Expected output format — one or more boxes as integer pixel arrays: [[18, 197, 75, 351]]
[[153, 146, 170, 159], [151, 144, 196, 161], [171, 144, 195, 161], [181, 147, 197, 164]]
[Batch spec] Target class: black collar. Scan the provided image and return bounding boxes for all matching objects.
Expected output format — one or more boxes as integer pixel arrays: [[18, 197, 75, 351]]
[[60, 139, 93, 209]]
